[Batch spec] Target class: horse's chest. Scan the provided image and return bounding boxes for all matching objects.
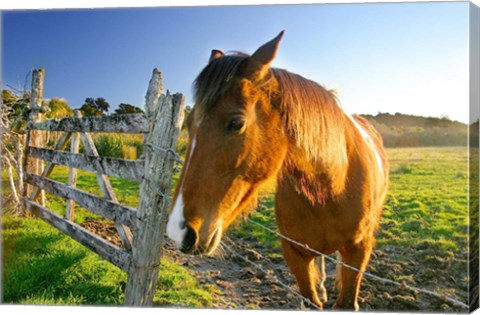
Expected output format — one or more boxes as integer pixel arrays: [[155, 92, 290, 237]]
[[275, 189, 365, 253]]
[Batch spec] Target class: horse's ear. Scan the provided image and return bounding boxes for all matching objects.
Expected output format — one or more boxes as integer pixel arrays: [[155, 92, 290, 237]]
[[247, 30, 285, 81], [209, 49, 224, 63]]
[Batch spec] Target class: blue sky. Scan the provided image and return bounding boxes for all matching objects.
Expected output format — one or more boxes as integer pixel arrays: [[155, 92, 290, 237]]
[[2, 2, 470, 122]]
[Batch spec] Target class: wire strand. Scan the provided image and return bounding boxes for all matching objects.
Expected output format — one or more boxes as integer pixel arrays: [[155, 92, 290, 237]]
[[247, 218, 468, 309], [145, 142, 184, 165], [150, 146, 468, 310], [221, 237, 322, 310]]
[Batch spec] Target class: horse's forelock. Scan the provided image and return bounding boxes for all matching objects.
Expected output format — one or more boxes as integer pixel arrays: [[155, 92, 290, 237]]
[[194, 53, 249, 116]]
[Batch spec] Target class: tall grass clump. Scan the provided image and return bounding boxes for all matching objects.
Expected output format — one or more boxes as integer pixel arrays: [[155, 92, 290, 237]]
[[123, 134, 144, 157], [94, 134, 123, 158], [89, 134, 144, 159], [121, 145, 137, 160]]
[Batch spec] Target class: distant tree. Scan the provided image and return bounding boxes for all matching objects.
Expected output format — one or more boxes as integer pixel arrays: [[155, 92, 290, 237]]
[[80, 97, 110, 116], [440, 114, 451, 121], [94, 97, 110, 113], [79, 103, 103, 116], [114, 103, 144, 115], [363, 112, 468, 148]]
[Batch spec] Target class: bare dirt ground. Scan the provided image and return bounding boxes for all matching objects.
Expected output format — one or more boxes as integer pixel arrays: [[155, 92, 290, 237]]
[[82, 219, 468, 312]]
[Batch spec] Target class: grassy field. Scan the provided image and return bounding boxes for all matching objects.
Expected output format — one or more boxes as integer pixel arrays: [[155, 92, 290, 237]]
[[380, 147, 468, 251], [229, 146, 469, 309], [1, 146, 470, 307], [233, 147, 468, 252], [2, 164, 215, 306]]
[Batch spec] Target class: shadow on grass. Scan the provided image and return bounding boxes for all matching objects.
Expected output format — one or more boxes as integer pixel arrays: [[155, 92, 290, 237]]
[[3, 216, 215, 307], [2, 217, 125, 305]]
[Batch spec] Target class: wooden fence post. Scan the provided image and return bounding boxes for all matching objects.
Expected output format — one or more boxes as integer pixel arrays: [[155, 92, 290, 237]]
[[124, 68, 185, 306], [25, 68, 46, 206], [65, 110, 81, 221]]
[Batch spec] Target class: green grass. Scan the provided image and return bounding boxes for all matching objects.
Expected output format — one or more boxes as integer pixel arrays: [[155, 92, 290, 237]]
[[1, 163, 215, 307], [3, 217, 125, 305], [155, 259, 215, 307], [231, 194, 282, 256], [380, 147, 468, 252], [230, 147, 469, 257], [2, 215, 216, 307], [2, 146, 470, 306]]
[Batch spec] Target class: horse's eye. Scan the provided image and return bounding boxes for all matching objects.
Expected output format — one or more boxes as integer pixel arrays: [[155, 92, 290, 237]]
[[227, 118, 246, 132]]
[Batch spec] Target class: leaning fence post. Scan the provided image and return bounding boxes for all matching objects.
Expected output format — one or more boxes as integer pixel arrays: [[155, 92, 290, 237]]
[[124, 68, 185, 306], [24, 68, 46, 207], [65, 110, 81, 221]]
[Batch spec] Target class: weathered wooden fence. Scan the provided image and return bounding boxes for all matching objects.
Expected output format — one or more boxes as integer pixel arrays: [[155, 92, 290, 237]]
[[22, 68, 185, 306]]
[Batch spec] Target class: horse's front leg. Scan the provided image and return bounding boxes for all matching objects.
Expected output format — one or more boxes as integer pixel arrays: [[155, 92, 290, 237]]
[[334, 237, 374, 311], [281, 239, 323, 309]]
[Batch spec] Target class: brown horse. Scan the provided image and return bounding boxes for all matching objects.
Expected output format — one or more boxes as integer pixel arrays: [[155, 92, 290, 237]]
[[166, 31, 389, 310]]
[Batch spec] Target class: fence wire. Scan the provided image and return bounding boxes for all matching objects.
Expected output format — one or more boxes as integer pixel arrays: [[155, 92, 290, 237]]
[[157, 148, 469, 310], [247, 218, 469, 310], [145, 142, 184, 165], [221, 237, 321, 310]]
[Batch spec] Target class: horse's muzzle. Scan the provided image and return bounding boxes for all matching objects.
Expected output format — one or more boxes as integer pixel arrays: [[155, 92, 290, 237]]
[[180, 225, 222, 255], [180, 224, 198, 254]]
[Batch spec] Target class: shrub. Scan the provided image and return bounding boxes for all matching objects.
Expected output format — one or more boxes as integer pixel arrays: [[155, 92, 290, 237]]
[[94, 134, 123, 158], [90, 134, 144, 159]]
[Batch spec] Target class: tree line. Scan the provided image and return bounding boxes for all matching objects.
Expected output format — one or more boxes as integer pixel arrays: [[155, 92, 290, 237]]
[[1, 89, 473, 148], [362, 112, 469, 147], [2, 89, 145, 119], [79, 97, 144, 116]]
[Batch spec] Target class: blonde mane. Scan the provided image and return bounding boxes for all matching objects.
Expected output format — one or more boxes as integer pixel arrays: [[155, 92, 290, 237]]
[[272, 69, 349, 179]]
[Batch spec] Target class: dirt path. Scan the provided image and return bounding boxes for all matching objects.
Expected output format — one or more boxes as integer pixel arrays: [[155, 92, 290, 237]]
[[163, 236, 468, 312], [82, 219, 468, 312], [163, 238, 300, 309], [163, 235, 468, 312]]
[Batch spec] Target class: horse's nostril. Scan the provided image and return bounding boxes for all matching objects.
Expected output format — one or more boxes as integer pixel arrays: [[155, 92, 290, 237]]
[[181, 225, 197, 254], [179, 220, 186, 229]]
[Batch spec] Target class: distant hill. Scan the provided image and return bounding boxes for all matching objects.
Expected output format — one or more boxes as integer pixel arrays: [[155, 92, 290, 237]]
[[360, 112, 468, 147]]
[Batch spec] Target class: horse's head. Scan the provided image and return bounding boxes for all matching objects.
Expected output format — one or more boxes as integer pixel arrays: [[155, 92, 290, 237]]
[[166, 31, 289, 254]]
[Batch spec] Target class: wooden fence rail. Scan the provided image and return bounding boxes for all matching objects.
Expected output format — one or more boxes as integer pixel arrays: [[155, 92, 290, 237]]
[[25, 173, 139, 229], [27, 113, 150, 133], [25, 199, 131, 272], [27, 146, 145, 181], [22, 67, 185, 306]]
